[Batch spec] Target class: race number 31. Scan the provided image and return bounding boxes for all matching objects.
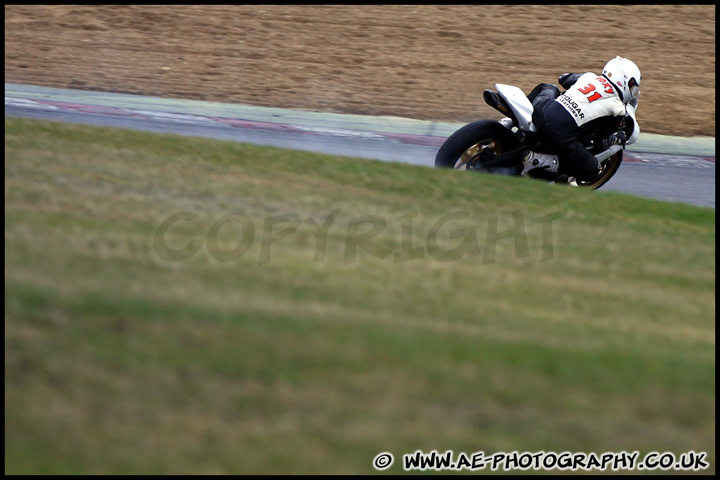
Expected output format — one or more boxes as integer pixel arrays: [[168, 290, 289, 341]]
[[578, 77, 615, 102], [578, 84, 602, 102]]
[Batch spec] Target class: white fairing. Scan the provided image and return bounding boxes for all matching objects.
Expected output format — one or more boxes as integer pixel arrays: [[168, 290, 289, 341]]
[[495, 84, 537, 132], [625, 100, 640, 145]]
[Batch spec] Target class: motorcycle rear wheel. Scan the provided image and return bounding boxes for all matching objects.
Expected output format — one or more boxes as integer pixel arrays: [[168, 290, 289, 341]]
[[434, 120, 520, 170]]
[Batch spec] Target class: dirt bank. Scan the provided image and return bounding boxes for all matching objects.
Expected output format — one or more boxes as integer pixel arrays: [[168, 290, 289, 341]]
[[5, 5, 715, 137]]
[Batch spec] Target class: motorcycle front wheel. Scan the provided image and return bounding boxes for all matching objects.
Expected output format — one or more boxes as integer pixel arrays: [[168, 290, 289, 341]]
[[575, 151, 623, 189], [435, 120, 521, 170]]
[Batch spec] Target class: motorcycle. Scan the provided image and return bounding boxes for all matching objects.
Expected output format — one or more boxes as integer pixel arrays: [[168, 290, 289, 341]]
[[434, 83, 640, 189]]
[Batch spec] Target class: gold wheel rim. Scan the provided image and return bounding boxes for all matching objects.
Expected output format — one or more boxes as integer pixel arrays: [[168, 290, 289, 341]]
[[455, 139, 503, 170], [577, 153, 621, 188]]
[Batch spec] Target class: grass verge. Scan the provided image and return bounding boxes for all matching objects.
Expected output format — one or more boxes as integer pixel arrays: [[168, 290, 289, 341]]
[[5, 117, 715, 474]]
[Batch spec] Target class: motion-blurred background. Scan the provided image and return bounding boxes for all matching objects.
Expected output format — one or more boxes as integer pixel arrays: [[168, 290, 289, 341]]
[[5, 5, 715, 475]]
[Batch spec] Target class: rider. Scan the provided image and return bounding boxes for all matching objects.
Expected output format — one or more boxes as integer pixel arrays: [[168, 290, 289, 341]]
[[519, 56, 641, 181]]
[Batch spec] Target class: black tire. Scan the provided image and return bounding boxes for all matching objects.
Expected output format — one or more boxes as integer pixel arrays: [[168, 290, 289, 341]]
[[575, 151, 623, 189], [435, 120, 521, 170]]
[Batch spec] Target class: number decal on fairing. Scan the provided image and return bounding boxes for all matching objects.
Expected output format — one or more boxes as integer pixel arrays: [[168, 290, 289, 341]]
[[578, 83, 602, 102]]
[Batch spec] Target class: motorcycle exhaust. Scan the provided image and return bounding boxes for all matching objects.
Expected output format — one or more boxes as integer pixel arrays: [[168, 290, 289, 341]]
[[483, 89, 519, 126], [483, 89, 512, 116]]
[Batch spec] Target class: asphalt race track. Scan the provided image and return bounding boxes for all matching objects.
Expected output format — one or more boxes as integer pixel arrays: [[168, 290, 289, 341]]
[[5, 83, 715, 208]]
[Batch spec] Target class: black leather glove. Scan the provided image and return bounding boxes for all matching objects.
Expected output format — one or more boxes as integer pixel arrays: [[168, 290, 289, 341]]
[[601, 130, 627, 150], [558, 73, 581, 89]]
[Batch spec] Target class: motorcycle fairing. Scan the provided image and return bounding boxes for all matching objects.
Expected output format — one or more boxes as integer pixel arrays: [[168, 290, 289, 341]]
[[495, 84, 538, 133]]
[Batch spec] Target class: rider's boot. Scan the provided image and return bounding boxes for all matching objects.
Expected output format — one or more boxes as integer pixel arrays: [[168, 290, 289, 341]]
[[521, 151, 559, 177]]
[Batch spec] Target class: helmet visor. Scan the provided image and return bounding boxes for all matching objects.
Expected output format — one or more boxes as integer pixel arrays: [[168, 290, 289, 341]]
[[628, 77, 640, 99]]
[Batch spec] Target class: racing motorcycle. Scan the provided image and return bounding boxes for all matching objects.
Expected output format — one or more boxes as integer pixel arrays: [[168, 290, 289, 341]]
[[434, 83, 639, 189]]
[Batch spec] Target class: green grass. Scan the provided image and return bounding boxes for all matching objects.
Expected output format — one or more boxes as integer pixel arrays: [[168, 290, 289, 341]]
[[5, 117, 715, 474]]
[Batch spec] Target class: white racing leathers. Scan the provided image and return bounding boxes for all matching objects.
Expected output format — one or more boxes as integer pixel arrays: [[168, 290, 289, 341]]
[[555, 72, 626, 127]]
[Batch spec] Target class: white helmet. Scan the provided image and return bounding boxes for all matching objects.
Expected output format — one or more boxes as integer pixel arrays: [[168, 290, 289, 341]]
[[602, 56, 641, 105]]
